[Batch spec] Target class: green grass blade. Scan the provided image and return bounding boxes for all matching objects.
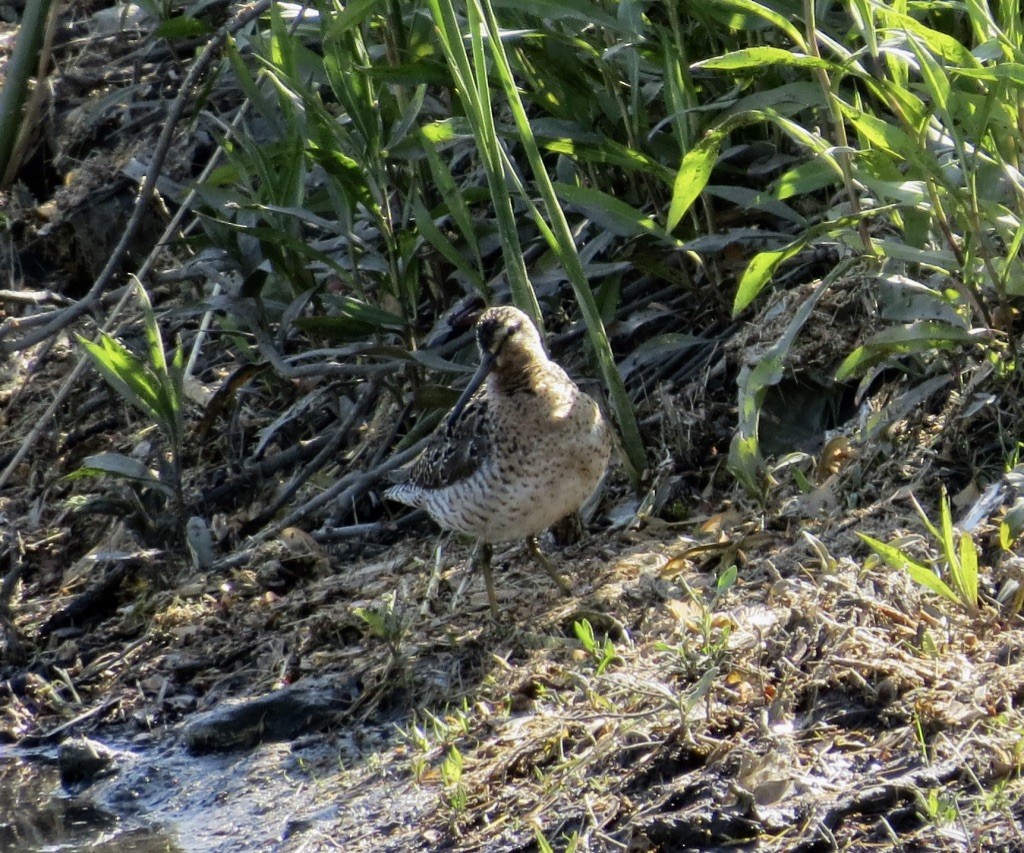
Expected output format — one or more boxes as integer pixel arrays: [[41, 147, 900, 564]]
[[70, 452, 175, 497], [552, 183, 676, 240], [733, 240, 809, 315], [858, 533, 961, 605], [957, 532, 980, 609], [427, 0, 540, 321], [78, 333, 165, 425], [413, 196, 486, 293], [705, 0, 806, 50], [666, 127, 723, 232], [133, 280, 182, 449], [938, 491, 959, 572], [694, 46, 836, 72], [834, 322, 979, 381], [473, 0, 646, 481], [419, 128, 484, 274]]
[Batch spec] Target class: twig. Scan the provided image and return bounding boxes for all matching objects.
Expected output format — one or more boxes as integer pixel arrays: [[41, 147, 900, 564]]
[[0, 0, 272, 355], [20, 698, 120, 745], [0, 289, 72, 306], [243, 379, 383, 530], [209, 439, 428, 573], [0, 3, 272, 491], [316, 521, 397, 541], [197, 432, 334, 509], [0, 284, 135, 492], [318, 510, 427, 542]]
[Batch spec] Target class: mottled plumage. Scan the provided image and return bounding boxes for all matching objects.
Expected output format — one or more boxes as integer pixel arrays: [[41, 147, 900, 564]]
[[386, 306, 611, 613]]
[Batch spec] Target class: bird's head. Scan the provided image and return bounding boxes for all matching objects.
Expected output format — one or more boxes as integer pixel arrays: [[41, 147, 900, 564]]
[[447, 305, 547, 422]]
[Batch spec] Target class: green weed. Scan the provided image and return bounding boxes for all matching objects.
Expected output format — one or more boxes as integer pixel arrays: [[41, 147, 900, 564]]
[[72, 280, 186, 527], [573, 618, 620, 676], [859, 489, 980, 616]]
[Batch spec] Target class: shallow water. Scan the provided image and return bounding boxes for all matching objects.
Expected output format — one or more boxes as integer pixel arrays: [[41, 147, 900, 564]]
[[0, 720, 441, 853], [0, 748, 180, 852]]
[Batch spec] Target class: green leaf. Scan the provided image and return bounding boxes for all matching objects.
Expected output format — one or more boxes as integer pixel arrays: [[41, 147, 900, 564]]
[[409, 349, 475, 375], [78, 334, 164, 425], [153, 15, 211, 39], [840, 104, 944, 183], [906, 35, 951, 118], [951, 63, 1024, 86], [718, 564, 738, 593], [834, 322, 978, 381], [134, 280, 181, 448], [553, 182, 675, 240], [733, 240, 809, 315], [322, 31, 380, 151], [323, 0, 380, 40], [729, 276, 836, 497], [695, 47, 835, 71], [364, 60, 452, 88], [412, 196, 486, 293], [868, 239, 957, 268], [419, 134, 483, 274], [440, 746, 463, 786], [939, 490, 957, 570], [728, 432, 764, 498], [773, 159, 842, 200], [730, 81, 827, 114], [911, 492, 942, 543], [957, 532, 979, 608], [875, 9, 975, 65], [574, 618, 597, 652], [295, 298, 407, 340], [305, 144, 375, 211], [696, 0, 806, 48], [540, 133, 674, 183], [419, 118, 474, 144], [706, 185, 806, 226], [77, 281, 183, 452], [858, 533, 960, 604], [70, 453, 174, 496], [667, 127, 725, 231]]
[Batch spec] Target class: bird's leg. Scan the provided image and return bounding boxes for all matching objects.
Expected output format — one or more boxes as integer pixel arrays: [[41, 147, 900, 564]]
[[527, 537, 572, 596], [473, 541, 499, 618]]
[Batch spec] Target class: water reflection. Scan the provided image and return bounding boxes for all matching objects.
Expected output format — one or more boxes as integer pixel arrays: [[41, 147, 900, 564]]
[[0, 750, 180, 852]]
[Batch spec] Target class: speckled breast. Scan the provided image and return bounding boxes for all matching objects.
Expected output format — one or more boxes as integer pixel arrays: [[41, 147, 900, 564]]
[[422, 390, 610, 542]]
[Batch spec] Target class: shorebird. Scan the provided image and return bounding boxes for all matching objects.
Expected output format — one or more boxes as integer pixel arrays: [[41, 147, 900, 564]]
[[386, 305, 611, 616]]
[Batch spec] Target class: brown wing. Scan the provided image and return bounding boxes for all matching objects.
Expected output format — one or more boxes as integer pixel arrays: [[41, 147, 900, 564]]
[[404, 391, 491, 490]]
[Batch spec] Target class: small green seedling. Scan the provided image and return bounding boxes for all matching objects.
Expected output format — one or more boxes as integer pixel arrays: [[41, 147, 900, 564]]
[[859, 489, 979, 616], [72, 280, 185, 519], [574, 618, 619, 675]]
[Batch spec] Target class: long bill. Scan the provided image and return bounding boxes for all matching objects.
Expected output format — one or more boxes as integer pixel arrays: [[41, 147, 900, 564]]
[[447, 349, 495, 425]]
